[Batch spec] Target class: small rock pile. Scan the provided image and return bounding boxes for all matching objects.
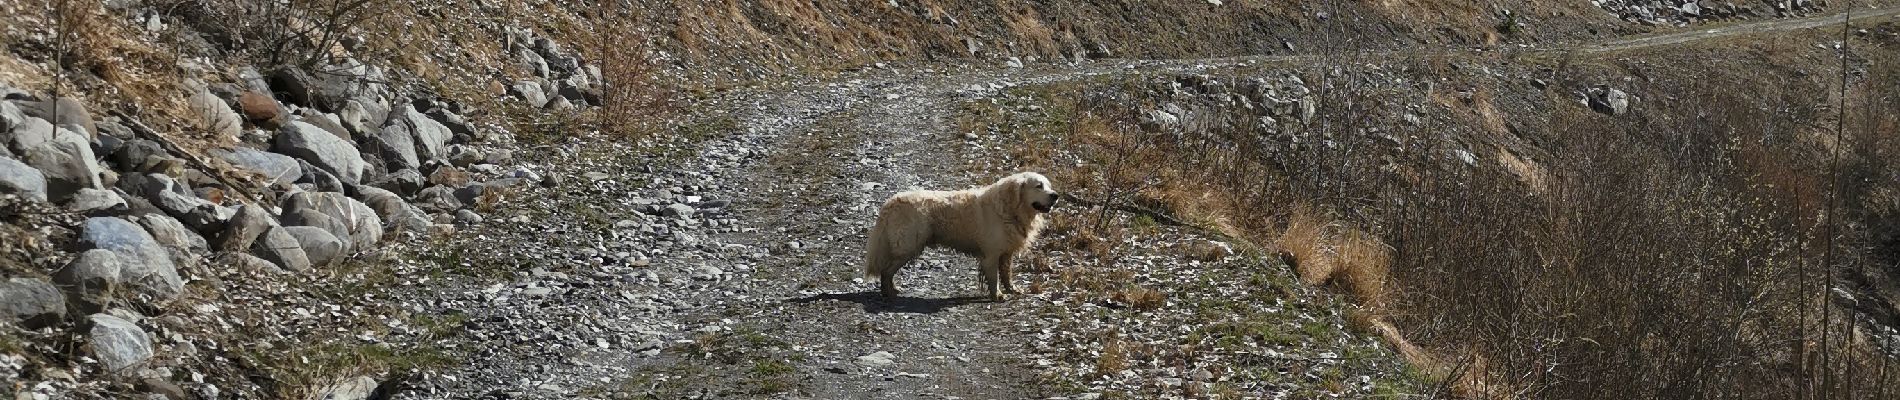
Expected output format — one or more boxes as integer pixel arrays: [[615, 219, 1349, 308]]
[[502, 26, 605, 111], [1593, 0, 1824, 26], [0, 19, 612, 395]]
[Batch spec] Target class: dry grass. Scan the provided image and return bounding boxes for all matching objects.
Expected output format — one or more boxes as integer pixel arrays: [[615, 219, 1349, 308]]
[[1276, 205, 1334, 286], [1095, 333, 1130, 376]]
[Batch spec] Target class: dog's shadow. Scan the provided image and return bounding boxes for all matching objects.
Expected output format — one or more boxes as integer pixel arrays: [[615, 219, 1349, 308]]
[[786, 292, 991, 314]]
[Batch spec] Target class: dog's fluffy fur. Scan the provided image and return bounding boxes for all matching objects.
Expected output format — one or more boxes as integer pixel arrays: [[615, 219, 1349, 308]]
[[864, 172, 1061, 300]]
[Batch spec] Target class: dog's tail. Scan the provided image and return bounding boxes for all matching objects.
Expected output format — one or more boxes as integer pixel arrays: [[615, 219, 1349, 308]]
[[864, 220, 889, 282]]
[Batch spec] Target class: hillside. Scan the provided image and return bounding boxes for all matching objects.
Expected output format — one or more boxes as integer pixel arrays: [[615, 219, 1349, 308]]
[[3, 1, 1899, 399]]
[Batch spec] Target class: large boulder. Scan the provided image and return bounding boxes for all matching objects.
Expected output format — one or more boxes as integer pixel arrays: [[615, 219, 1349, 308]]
[[87, 314, 153, 374], [80, 216, 184, 300], [110, 139, 167, 172], [372, 168, 422, 197], [121, 173, 227, 231], [220, 147, 300, 186], [354, 187, 430, 234], [413, 185, 462, 213], [215, 203, 273, 252], [54, 249, 122, 310], [186, 85, 242, 140], [370, 123, 419, 171], [337, 98, 390, 137], [387, 105, 452, 163], [283, 226, 344, 267], [425, 108, 476, 140], [271, 68, 349, 113], [281, 208, 353, 254], [236, 91, 287, 129], [15, 96, 94, 138], [281, 191, 382, 250], [64, 187, 127, 213], [18, 123, 104, 202], [273, 121, 367, 184], [0, 278, 66, 329], [137, 213, 207, 251], [296, 159, 347, 193], [0, 100, 25, 133], [0, 155, 48, 202], [509, 80, 549, 108], [1589, 86, 1632, 116], [214, 252, 284, 274], [251, 226, 312, 272]]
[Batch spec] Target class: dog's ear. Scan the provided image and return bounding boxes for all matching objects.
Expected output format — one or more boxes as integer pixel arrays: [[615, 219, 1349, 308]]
[[995, 174, 1025, 206]]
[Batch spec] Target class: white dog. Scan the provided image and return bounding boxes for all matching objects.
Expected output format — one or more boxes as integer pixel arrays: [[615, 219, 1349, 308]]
[[864, 172, 1061, 300]]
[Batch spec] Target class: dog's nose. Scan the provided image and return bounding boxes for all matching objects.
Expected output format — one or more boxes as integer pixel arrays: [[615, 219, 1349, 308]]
[[1051, 193, 1062, 202]]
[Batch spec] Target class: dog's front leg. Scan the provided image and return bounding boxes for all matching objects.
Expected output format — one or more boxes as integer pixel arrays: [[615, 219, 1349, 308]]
[[980, 256, 1002, 301], [999, 251, 1018, 295]]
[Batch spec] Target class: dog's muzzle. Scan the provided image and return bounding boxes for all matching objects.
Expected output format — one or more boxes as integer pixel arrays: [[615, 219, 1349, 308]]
[[1033, 194, 1060, 213]]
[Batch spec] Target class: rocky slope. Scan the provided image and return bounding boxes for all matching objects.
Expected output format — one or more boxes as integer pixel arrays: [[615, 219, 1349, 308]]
[[2, 1, 1897, 399]]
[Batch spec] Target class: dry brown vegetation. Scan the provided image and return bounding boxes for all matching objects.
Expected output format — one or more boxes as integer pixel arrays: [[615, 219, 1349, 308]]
[[976, 20, 1900, 397]]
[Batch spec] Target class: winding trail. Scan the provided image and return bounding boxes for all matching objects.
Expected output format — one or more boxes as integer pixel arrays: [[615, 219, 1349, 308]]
[[396, 6, 1896, 399]]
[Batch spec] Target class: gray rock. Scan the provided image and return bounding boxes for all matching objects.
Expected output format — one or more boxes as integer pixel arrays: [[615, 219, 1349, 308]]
[[451, 184, 486, 206], [373, 168, 423, 196], [371, 123, 420, 171], [0, 100, 24, 133], [281, 191, 382, 249], [219, 148, 300, 186], [273, 121, 367, 184], [425, 108, 475, 141], [187, 86, 242, 140], [271, 66, 362, 113], [81, 217, 183, 300], [414, 185, 463, 213], [137, 213, 206, 251], [16, 97, 94, 138], [391, 105, 452, 163], [510, 81, 549, 108], [251, 226, 312, 272], [20, 124, 105, 202], [112, 139, 166, 171], [216, 204, 273, 252], [282, 208, 353, 254], [55, 249, 121, 307], [65, 188, 126, 213], [662, 203, 696, 219], [337, 99, 385, 137], [296, 159, 347, 193], [237, 67, 271, 94], [139, 378, 189, 400], [296, 111, 353, 142], [353, 187, 430, 233], [313, 376, 380, 400], [213, 252, 283, 274], [283, 226, 344, 267], [856, 351, 896, 366], [0, 155, 48, 202], [454, 209, 483, 225], [485, 149, 514, 164], [0, 278, 66, 329], [446, 145, 484, 167], [1589, 86, 1632, 116], [123, 173, 225, 231], [87, 314, 153, 373]]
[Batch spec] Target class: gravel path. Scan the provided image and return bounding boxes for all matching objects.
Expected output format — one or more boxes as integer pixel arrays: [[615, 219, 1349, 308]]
[[385, 6, 1897, 398]]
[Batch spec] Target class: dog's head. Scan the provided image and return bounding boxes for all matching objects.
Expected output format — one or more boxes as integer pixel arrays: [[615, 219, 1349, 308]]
[[1003, 172, 1061, 213]]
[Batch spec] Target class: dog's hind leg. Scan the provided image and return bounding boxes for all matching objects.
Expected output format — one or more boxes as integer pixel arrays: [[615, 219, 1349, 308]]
[[870, 224, 927, 298]]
